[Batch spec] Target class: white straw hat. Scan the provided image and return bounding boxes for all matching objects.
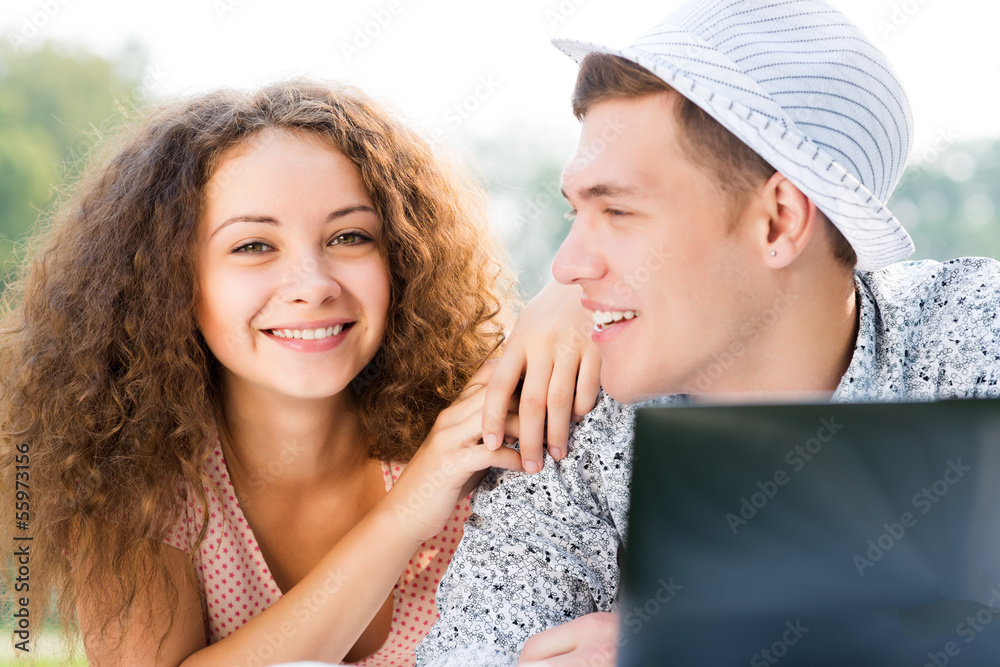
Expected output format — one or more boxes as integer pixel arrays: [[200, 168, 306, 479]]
[[553, 0, 915, 271]]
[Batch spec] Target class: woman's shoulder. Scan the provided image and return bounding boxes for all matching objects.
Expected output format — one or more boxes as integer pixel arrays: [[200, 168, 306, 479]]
[[162, 437, 227, 553]]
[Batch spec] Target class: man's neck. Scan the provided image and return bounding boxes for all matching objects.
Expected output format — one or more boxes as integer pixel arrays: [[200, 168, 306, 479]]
[[697, 270, 859, 401]]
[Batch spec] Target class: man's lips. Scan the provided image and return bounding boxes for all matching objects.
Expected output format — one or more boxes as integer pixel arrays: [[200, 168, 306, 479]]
[[591, 308, 639, 331], [581, 300, 641, 332]]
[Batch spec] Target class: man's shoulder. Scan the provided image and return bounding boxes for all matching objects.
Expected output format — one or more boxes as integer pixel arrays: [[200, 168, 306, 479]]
[[561, 390, 683, 458], [856, 257, 1000, 397], [861, 257, 1000, 332], [478, 390, 635, 494], [567, 390, 637, 453], [863, 256, 1000, 302], [475, 391, 681, 511]]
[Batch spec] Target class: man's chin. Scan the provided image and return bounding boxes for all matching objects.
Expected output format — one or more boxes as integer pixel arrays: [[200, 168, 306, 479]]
[[600, 372, 677, 406]]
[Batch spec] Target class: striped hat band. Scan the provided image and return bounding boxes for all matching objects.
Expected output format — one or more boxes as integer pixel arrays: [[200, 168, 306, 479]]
[[553, 0, 915, 271]]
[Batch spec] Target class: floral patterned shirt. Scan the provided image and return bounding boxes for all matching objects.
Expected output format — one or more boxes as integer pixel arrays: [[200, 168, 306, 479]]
[[416, 258, 1000, 666]]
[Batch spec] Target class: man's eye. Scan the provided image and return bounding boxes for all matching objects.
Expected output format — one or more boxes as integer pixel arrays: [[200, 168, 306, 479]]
[[232, 240, 273, 253], [331, 232, 371, 245], [563, 209, 578, 221], [606, 209, 628, 217]]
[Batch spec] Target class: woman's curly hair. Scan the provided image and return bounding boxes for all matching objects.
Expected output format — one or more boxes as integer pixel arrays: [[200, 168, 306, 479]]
[[0, 79, 515, 657]]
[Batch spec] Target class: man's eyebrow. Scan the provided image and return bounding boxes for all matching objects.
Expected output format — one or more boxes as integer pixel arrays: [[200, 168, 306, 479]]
[[208, 205, 378, 239], [560, 183, 640, 201]]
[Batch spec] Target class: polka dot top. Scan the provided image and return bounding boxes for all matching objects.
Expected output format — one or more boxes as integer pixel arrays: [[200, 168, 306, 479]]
[[164, 439, 473, 666]]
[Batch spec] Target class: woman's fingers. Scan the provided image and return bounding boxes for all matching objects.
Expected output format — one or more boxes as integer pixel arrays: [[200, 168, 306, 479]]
[[514, 356, 553, 473], [431, 412, 524, 498], [443, 405, 521, 460], [463, 435, 525, 477], [544, 351, 581, 461], [444, 385, 518, 431], [459, 359, 500, 400], [481, 345, 527, 451], [572, 345, 602, 421]]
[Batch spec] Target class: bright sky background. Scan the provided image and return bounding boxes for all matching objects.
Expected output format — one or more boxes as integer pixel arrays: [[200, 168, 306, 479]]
[[2, 0, 998, 161]]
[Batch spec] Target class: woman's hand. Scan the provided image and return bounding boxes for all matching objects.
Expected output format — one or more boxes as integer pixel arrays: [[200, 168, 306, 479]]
[[517, 612, 620, 666], [482, 279, 601, 473], [384, 360, 525, 544]]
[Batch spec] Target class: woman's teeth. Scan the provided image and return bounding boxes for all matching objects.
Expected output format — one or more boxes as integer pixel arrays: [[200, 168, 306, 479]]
[[592, 310, 637, 331], [269, 324, 345, 339]]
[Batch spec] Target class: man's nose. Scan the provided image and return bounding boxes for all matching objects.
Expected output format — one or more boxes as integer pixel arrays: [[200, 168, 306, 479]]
[[552, 218, 607, 286]]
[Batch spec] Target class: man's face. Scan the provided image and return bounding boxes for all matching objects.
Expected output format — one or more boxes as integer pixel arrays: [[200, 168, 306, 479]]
[[554, 92, 769, 404]]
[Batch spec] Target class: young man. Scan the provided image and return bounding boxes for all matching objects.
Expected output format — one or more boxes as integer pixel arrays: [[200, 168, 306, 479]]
[[417, 0, 1000, 665]]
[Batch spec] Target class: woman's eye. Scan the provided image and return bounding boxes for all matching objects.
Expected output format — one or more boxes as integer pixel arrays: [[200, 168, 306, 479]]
[[232, 240, 273, 254], [331, 232, 370, 246]]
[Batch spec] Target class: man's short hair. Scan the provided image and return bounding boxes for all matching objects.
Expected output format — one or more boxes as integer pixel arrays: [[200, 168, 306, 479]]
[[572, 53, 857, 269]]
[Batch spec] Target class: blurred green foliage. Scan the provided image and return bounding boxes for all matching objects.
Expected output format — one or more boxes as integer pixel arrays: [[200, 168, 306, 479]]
[[468, 132, 574, 296], [0, 41, 144, 287], [891, 141, 1000, 262]]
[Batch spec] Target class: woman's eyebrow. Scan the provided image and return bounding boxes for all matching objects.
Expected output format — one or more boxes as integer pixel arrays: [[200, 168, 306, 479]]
[[209, 205, 378, 239], [326, 205, 377, 222], [210, 214, 277, 239]]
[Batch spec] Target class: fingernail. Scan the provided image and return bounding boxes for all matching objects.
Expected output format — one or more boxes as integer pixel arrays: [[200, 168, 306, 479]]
[[549, 447, 563, 460], [484, 433, 499, 450], [524, 460, 540, 473]]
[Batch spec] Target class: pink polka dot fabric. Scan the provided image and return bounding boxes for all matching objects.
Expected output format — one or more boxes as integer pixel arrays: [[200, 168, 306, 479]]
[[164, 438, 473, 665]]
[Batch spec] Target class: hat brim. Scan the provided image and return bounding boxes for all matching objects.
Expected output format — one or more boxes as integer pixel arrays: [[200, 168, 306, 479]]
[[553, 37, 914, 272]]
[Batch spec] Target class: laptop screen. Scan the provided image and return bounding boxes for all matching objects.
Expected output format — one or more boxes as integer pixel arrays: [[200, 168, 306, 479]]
[[620, 399, 1000, 666]]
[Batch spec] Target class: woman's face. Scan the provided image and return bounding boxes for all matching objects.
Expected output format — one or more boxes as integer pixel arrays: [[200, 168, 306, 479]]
[[196, 128, 391, 403]]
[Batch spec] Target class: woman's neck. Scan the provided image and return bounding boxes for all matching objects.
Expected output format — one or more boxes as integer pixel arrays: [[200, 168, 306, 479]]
[[216, 375, 373, 494]]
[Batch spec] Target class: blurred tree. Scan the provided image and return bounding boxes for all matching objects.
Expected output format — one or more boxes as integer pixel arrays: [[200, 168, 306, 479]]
[[890, 139, 1000, 262], [0, 41, 145, 287], [470, 129, 576, 298]]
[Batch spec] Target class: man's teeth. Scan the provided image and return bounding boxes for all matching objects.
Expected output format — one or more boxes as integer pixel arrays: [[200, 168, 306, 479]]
[[269, 324, 345, 339], [592, 310, 637, 328]]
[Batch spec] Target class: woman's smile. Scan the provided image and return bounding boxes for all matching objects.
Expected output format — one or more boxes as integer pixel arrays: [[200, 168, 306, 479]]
[[261, 321, 356, 352]]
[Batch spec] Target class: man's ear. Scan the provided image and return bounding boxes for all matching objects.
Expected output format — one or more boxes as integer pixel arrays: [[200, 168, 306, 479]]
[[756, 172, 819, 269]]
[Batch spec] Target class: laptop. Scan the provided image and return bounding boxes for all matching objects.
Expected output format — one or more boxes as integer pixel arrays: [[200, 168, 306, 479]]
[[619, 399, 1000, 666]]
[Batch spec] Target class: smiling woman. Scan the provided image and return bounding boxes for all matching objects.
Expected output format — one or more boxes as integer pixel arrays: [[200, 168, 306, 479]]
[[0, 80, 599, 666]]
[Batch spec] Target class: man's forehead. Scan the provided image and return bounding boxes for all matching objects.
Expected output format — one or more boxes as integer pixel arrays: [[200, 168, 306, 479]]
[[560, 140, 665, 199]]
